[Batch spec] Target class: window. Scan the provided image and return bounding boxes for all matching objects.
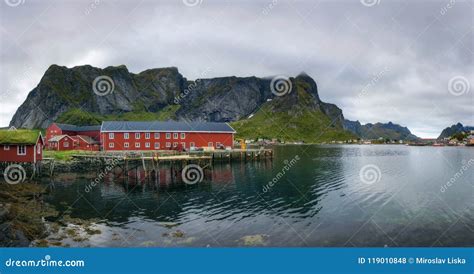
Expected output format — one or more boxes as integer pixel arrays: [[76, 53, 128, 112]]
[[135, 133, 141, 139], [190, 142, 195, 148], [109, 143, 114, 148], [173, 133, 178, 139], [109, 133, 114, 139], [216, 142, 221, 148], [37, 146, 41, 154], [145, 142, 150, 148], [124, 133, 129, 139], [135, 142, 140, 148], [154, 143, 160, 149], [173, 142, 178, 147], [64, 142, 69, 148], [166, 142, 171, 148], [4, 145, 9, 150], [124, 142, 129, 148], [208, 142, 213, 147], [181, 133, 186, 139], [154, 133, 160, 139], [17, 145, 26, 155], [181, 142, 186, 149], [166, 133, 171, 139], [145, 133, 150, 139]]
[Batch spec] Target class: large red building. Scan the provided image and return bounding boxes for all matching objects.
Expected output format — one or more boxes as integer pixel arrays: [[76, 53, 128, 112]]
[[0, 129, 44, 163], [100, 121, 236, 151], [46, 123, 100, 150]]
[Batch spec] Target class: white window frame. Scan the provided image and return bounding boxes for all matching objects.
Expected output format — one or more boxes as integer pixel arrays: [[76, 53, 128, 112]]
[[173, 142, 178, 148], [124, 133, 129, 139], [17, 145, 26, 155], [135, 133, 141, 139], [109, 133, 114, 139], [4, 145, 10, 150], [145, 142, 150, 148], [145, 133, 150, 139], [154, 133, 160, 139], [173, 133, 178, 139], [190, 142, 195, 148], [181, 133, 185, 139], [135, 142, 140, 148], [208, 142, 213, 147], [166, 142, 171, 148], [64, 142, 69, 148], [216, 142, 221, 148], [166, 133, 171, 139], [181, 142, 186, 149], [109, 143, 114, 148], [154, 142, 160, 149], [124, 142, 129, 148]]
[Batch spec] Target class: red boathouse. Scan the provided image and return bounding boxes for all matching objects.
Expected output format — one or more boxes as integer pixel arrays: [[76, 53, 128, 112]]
[[0, 129, 44, 163], [100, 121, 236, 151]]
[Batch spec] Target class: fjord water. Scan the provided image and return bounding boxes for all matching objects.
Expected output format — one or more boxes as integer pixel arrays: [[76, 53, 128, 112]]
[[43, 145, 473, 247]]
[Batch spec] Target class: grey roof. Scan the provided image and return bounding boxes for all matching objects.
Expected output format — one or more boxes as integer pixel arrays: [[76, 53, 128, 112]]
[[101, 121, 236, 133], [56, 123, 101, 132], [73, 135, 99, 144], [48, 135, 69, 142]]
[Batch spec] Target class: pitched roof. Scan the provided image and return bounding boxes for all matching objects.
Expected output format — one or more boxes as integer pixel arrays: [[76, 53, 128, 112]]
[[55, 123, 101, 132], [48, 135, 70, 142], [72, 135, 99, 144], [101, 121, 236, 133], [0, 129, 42, 145]]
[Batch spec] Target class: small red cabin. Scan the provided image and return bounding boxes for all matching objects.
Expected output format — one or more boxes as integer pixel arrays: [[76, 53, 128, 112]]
[[46, 123, 100, 150], [0, 129, 44, 163]]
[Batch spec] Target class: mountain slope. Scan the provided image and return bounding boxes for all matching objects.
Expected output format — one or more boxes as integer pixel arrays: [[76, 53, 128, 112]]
[[343, 120, 418, 140], [438, 123, 474, 139], [9, 65, 353, 142]]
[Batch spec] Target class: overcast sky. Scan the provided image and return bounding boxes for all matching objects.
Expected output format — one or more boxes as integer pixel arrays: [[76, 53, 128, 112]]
[[0, 0, 472, 137]]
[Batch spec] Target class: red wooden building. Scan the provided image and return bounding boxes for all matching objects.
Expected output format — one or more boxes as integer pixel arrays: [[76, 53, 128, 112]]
[[46, 123, 100, 150], [0, 129, 44, 163], [100, 121, 236, 152]]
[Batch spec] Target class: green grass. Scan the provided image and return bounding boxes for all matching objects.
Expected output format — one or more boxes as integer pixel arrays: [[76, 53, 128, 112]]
[[56, 105, 181, 126], [231, 103, 355, 143], [43, 150, 97, 161], [0, 129, 41, 145]]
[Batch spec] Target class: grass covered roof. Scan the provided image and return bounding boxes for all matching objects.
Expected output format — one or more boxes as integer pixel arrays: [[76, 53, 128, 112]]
[[0, 129, 42, 145]]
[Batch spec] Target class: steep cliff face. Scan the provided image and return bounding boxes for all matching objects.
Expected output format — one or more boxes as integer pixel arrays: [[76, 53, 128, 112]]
[[10, 65, 347, 132], [343, 120, 418, 140]]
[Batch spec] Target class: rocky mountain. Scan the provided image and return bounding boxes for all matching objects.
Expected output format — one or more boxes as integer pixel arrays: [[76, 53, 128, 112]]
[[437, 123, 474, 139], [9, 65, 352, 142], [343, 120, 418, 141]]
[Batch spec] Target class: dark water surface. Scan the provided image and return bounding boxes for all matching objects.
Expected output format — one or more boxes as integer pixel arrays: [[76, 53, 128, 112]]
[[42, 145, 474, 247]]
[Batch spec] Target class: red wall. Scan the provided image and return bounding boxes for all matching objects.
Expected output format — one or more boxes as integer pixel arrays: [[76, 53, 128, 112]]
[[49, 136, 75, 151], [72, 137, 100, 151], [0, 139, 43, 163], [101, 131, 234, 151], [46, 123, 100, 150]]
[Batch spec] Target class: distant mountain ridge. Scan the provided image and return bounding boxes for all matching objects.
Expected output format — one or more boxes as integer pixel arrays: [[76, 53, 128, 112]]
[[343, 120, 418, 141], [438, 123, 474, 139]]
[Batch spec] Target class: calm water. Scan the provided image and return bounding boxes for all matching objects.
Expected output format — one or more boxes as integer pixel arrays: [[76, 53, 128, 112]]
[[41, 145, 474, 247]]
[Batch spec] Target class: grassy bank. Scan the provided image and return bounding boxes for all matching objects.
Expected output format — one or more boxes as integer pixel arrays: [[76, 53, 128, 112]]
[[43, 150, 97, 161]]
